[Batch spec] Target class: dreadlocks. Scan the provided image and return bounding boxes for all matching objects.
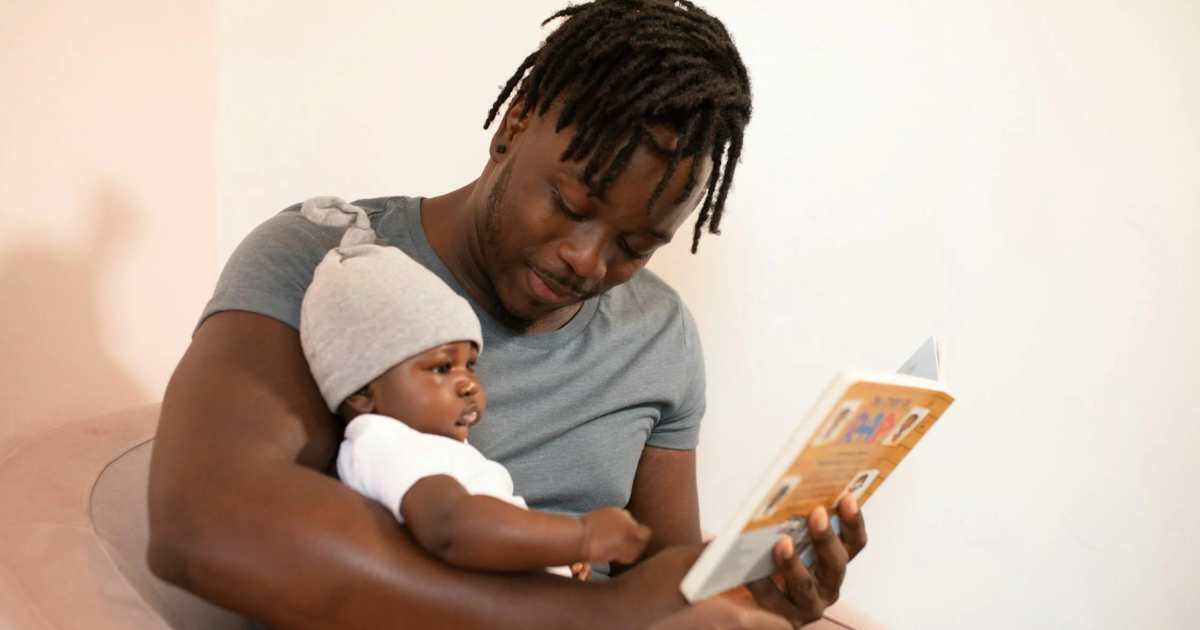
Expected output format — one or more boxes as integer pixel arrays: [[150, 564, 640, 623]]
[[484, 0, 752, 253]]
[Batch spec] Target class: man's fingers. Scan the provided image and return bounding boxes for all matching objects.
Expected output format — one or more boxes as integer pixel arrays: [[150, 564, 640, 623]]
[[753, 535, 826, 624], [806, 507, 848, 604], [783, 507, 842, 608], [740, 503, 864, 627], [836, 495, 868, 559], [772, 533, 795, 567], [746, 575, 800, 621]]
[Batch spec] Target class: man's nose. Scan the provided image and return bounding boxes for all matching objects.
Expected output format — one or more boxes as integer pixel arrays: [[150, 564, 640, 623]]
[[560, 230, 608, 285]]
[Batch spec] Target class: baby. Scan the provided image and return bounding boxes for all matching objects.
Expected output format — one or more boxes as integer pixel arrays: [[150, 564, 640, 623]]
[[297, 197, 650, 579]]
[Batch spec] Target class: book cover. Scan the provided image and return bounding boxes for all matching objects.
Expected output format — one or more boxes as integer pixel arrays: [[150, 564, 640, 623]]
[[681, 338, 955, 602]]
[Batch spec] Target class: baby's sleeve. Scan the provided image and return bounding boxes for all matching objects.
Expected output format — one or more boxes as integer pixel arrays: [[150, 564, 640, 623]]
[[335, 414, 457, 523]]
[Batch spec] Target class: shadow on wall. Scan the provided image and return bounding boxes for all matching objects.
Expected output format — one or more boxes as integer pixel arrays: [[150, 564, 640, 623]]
[[0, 181, 149, 459]]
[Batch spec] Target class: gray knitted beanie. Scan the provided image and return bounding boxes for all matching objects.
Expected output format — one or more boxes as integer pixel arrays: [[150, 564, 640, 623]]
[[298, 196, 483, 412]]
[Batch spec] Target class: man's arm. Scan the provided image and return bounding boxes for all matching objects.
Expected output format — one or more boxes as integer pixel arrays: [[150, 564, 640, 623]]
[[625, 446, 703, 555], [147, 311, 623, 629]]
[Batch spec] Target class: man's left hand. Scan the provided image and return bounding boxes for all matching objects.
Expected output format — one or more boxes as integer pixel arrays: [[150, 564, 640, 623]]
[[745, 495, 868, 626]]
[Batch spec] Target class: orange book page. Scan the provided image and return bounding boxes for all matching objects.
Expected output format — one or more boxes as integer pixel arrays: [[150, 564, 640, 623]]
[[741, 380, 954, 533]]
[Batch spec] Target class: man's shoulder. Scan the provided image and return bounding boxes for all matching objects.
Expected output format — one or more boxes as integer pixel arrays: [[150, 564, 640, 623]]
[[199, 195, 417, 332], [236, 195, 416, 260], [349, 195, 412, 218], [270, 195, 412, 234]]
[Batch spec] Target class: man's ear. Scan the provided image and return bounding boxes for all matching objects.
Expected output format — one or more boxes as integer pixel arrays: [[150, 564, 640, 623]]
[[490, 98, 533, 161]]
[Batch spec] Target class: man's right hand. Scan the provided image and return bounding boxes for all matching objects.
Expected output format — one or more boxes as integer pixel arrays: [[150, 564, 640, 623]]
[[580, 507, 652, 564]]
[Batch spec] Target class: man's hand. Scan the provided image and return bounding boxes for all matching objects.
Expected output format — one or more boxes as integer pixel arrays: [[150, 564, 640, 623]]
[[746, 496, 868, 626], [580, 507, 652, 564]]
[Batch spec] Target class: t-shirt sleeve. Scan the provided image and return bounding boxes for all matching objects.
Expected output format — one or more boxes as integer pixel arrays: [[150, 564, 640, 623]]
[[196, 205, 341, 333], [645, 304, 706, 450]]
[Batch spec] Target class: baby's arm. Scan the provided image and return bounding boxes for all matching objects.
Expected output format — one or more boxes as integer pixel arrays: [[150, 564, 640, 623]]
[[401, 474, 650, 572]]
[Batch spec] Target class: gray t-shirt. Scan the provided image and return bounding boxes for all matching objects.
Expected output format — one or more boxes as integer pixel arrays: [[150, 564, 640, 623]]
[[200, 195, 705, 517]]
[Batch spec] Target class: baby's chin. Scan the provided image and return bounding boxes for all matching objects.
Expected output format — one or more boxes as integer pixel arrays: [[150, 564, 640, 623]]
[[445, 424, 471, 442]]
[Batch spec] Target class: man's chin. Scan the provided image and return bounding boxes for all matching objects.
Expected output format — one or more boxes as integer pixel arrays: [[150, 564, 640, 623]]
[[490, 286, 541, 328], [507, 302, 562, 329], [493, 269, 595, 329], [496, 292, 579, 331]]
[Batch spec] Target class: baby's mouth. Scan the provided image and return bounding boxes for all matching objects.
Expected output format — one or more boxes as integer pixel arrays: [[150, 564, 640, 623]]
[[456, 408, 480, 427]]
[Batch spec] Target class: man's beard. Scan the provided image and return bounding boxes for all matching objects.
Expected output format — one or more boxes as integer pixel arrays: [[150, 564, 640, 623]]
[[483, 160, 512, 256], [480, 161, 530, 329]]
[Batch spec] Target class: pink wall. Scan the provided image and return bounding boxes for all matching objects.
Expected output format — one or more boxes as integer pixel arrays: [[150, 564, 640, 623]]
[[0, 1, 216, 456]]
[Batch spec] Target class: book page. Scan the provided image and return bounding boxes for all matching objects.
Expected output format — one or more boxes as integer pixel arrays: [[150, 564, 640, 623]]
[[897, 336, 941, 381]]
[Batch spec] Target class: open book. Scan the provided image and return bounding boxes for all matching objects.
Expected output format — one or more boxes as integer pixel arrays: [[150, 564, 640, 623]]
[[680, 337, 955, 602]]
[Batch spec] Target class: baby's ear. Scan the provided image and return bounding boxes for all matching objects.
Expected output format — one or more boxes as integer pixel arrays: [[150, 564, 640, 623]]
[[341, 387, 375, 417]]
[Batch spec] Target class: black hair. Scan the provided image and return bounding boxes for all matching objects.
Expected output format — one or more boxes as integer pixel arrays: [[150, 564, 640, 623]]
[[484, 0, 752, 253]]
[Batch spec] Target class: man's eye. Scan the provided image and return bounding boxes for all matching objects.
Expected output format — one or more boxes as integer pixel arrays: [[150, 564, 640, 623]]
[[553, 189, 587, 222], [619, 239, 650, 260]]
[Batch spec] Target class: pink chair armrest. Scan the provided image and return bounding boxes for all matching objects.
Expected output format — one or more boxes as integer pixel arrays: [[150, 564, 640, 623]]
[[0, 405, 169, 630]]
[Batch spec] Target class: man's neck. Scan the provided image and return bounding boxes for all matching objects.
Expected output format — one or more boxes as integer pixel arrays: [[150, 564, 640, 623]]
[[420, 183, 581, 334]]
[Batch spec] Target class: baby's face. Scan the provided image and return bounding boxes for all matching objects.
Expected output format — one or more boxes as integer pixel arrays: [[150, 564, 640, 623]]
[[363, 341, 486, 441]]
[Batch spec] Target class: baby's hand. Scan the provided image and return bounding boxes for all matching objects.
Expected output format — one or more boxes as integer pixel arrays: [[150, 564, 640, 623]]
[[570, 561, 592, 581], [579, 507, 651, 564]]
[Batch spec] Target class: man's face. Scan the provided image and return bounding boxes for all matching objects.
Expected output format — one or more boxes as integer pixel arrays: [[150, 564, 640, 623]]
[[349, 341, 486, 442], [478, 105, 712, 324]]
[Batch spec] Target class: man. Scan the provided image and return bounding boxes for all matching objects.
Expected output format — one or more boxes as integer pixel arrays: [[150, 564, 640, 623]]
[[147, 1, 867, 627]]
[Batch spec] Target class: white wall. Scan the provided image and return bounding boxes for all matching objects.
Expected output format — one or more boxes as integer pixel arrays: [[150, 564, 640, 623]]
[[215, 2, 1200, 628], [0, 1, 216, 455], [659, 3, 1200, 628], [215, 0, 559, 265]]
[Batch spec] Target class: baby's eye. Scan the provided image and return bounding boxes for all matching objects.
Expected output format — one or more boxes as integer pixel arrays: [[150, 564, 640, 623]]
[[466, 359, 477, 371], [432, 363, 451, 374]]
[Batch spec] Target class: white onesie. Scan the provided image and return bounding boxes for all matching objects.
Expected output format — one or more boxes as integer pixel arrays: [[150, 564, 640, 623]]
[[336, 413, 571, 576]]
